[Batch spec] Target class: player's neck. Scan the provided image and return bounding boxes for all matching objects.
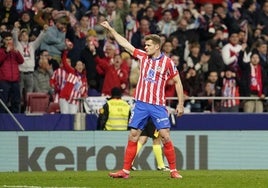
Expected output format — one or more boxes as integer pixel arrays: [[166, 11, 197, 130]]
[[151, 52, 163, 61]]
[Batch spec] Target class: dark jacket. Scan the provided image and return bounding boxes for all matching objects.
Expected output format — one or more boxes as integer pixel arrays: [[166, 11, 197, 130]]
[[238, 51, 268, 96], [0, 5, 19, 29]]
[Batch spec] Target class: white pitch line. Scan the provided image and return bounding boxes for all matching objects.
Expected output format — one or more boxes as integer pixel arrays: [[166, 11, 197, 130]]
[[3, 186, 88, 188]]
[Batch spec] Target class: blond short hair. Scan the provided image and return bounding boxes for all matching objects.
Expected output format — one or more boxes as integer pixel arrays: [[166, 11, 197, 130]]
[[144, 34, 161, 45]]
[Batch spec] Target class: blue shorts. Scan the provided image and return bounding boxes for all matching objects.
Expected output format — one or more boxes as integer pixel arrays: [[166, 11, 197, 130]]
[[129, 101, 170, 130]]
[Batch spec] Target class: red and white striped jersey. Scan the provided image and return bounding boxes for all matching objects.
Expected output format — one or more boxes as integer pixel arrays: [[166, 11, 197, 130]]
[[61, 73, 88, 105], [50, 67, 68, 103], [58, 51, 88, 105], [221, 78, 240, 107], [133, 49, 178, 106]]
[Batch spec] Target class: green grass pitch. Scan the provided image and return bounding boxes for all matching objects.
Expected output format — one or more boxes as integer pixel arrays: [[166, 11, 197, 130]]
[[1, 170, 268, 188]]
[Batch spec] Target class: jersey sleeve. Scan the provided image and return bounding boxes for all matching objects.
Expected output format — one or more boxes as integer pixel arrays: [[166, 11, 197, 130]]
[[167, 59, 179, 79], [133, 49, 147, 62]]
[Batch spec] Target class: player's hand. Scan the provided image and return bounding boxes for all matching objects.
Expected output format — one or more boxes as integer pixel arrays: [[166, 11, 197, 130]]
[[176, 105, 184, 117], [100, 21, 111, 30]]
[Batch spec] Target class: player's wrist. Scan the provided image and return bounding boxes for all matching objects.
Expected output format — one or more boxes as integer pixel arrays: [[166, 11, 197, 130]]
[[177, 104, 184, 107]]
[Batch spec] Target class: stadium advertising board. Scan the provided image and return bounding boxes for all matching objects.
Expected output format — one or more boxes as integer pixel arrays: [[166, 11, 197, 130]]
[[0, 131, 268, 172]]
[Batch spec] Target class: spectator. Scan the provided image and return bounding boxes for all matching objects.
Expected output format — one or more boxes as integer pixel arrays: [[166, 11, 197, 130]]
[[15, 0, 34, 13], [170, 18, 199, 51], [208, 12, 229, 41], [33, 7, 54, 28], [86, 3, 100, 30], [157, 10, 177, 38], [93, 41, 118, 92], [238, 47, 267, 113], [181, 67, 204, 112], [93, 13, 107, 42], [80, 32, 101, 96], [18, 10, 41, 42], [50, 9, 78, 28], [222, 3, 244, 35], [141, 6, 160, 34], [0, 0, 20, 30], [78, 15, 90, 36], [49, 58, 70, 103], [242, 0, 258, 35], [58, 51, 88, 114], [113, 0, 129, 36], [95, 52, 129, 96], [38, 49, 59, 71], [181, 8, 200, 30], [0, 31, 24, 113], [40, 15, 69, 64], [125, 1, 140, 42], [153, 0, 179, 21], [198, 3, 214, 45], [12, 22, 48, 112], [45, 0, 64, 11], [169, 35, 185, 65], [102, 32, 121, 55], [31, 0, 45, 16], [219, 67, 240, 112], [205, 39, 226, 76], [184, 41, 202, 70], [33, 55, 54, 95], [104, 1, 117, 25], [0, 23, 8, 47], [66, 20, 87, 65], [98, 87, 131, 130], [257, 1, 268, 37], [254, 40, 268, 104], [221, 30, 243, 79], [161, 40, 173, 57], [212, 27, 228, 50], [103, 0, 126, 36], [64, 0, 89, 21], [131, 17, 151, 49], [199, 71, 222, 112]]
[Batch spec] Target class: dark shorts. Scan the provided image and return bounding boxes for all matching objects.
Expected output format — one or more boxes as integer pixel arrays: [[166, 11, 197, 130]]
[[140, 118, 158, 139]]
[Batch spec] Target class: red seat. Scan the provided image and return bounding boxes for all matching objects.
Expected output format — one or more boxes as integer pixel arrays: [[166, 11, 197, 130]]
[[26, 92, 50, 114], [47, 102, 60, 114]]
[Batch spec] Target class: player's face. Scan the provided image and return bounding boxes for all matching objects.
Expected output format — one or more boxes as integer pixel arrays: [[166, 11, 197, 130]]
[[144, 40, 159, 56]]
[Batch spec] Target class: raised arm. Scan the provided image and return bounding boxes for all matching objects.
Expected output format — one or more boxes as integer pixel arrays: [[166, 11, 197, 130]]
[[100, 21, 135, 55]]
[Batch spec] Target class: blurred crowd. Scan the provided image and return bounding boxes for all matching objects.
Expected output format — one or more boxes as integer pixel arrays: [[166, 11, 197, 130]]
[[0, 0, 268, 114]]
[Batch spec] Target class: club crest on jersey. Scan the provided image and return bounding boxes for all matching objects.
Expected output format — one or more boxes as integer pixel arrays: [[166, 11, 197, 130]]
[[144, 69, 157, 83], [148, 69, 155, 78], [156, 66, 162, 72]]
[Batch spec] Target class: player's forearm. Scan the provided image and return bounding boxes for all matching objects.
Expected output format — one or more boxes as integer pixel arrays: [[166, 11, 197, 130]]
[[175, 80, 184, 107], [107, 27, 134, 54]]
